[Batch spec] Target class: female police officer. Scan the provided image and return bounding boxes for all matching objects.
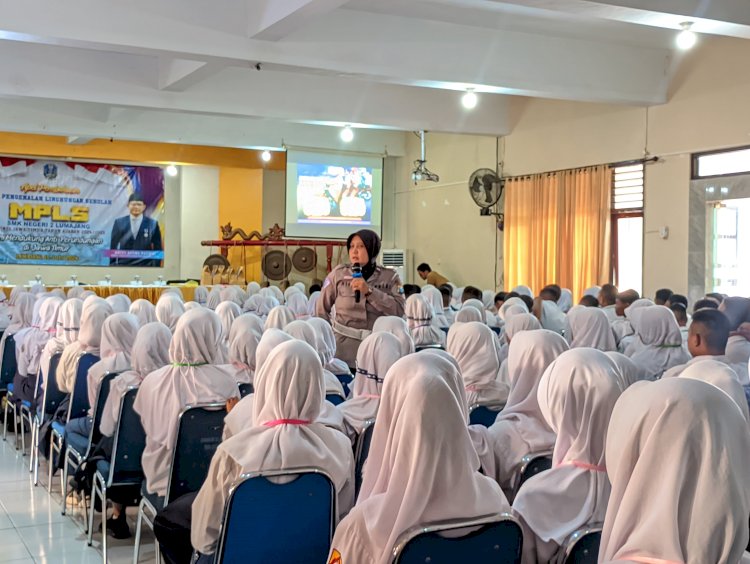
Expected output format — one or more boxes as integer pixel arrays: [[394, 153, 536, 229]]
[[316, 229, 405, 368]]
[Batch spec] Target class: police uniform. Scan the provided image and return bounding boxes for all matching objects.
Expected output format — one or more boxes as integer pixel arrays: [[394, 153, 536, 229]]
[[316, 264, 405, 368]]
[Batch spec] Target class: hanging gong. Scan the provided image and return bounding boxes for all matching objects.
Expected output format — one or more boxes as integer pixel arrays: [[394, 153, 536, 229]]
[[203, 253, 230, 268], [262, 250, 292, 281], [292, 247, 317, 273]]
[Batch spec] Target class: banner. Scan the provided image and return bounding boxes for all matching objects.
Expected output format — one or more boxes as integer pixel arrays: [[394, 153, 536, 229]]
[[0, 157, 165, 267]]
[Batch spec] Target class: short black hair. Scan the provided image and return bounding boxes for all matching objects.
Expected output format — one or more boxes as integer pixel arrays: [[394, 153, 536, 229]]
[[403, 284, 421, 298], [462, 286, 482, 302], [128, 192, 145, 204], [543, 284, 562, 301], [579, 295, 599, 307], [599, 284, 618, 306], [539, 288, 558, 301], [691, 308, 731, 352], [706, 292, 725, 304], [668, 294, 688, 308], [505, 291, 520, 299], [694, 298, 719, 312], [309, 284, 321, 295], [494, 292, 506, 304], [670, 302, 688, 324], [417, 263, 431, 273], [519, 295, 534, 310], [655, 288, 673, 303], [438, 285, 452, 299]]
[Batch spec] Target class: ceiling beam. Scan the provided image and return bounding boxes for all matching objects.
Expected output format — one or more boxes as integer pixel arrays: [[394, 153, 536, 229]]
[[246, 0, 349, 40]]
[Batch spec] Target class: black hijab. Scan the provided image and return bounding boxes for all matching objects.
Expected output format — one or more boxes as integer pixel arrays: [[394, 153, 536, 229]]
[[347, 229, 381, 280]]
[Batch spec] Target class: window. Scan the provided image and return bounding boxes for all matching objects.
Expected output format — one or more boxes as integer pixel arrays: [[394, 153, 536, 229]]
[[611, 163, 643, 294], [693, 146, 750, 178]]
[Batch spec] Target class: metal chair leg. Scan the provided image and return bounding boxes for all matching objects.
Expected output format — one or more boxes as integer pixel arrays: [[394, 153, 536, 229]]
[[133, 498, 145, 564]]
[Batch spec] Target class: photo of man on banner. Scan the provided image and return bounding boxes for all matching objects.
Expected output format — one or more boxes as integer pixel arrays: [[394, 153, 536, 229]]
[[109, 192, 163, 266]]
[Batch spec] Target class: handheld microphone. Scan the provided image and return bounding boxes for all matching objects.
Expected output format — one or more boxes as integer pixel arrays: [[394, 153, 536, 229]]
[[352, 262, 362, 303]]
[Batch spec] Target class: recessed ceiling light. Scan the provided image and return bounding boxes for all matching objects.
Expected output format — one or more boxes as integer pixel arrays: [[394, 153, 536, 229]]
[[462, 89, 478, 109], [340, 125, 354, 143], [166, 165, 178, 177], [676, 22, 697, 50], [261, 150, 271, 162]]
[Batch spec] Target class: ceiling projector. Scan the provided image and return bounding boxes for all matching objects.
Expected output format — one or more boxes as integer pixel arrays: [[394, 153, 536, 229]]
[[412, 160, 440, 184]]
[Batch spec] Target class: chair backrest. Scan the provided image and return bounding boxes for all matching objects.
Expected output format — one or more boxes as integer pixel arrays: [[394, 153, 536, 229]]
[[40, 352, 66, 416], [490, 326, 502, 336], [558, 524, 603, 564], [0, 334, 17, 386], [325, 393, 345, 406], [88, 371, 120, 448], [334, 373, 353, 397], [237, 383, 253, 398], [354, 418, 375, 497], [392, 513, 523, 564], [468, 404, 502, 427], [415, 344, 445, 352], [165, 403, 227, 504], [108, 387, 147, 486], [68, 352, 100, 421], [215, 469, 336, 564], [514, 452, 553, 495]]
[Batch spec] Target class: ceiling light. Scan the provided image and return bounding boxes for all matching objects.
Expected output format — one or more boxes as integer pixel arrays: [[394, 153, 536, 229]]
[[166, 165, 178, 177], [261, 150, 271, 162], [462, 89, 478, 109], [340, 125, 354, 143], [676, 22, 697, 50]]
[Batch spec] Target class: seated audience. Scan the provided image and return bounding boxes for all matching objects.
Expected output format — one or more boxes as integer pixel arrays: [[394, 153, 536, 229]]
[[532, 287, 568, 335], [14, 297, 62, 403], [461, 285, 483, 302], [610, 289, 639, 343], [38, 298, 82, 406], [694, 297, 719, 311], [605, 351, 643, 389], [371, 316, 415, 356], [129, 299, 157, 326], [405, 294, 445, 347], [283, 320, 346, 399], [265, 305, 296, 331], [597, 283, 618, 322], [654, 287, 673, 305], [578, 294, 599, 307], [402, 284, 421, 298], [439, 284, 455, 324], [155, 294, 185, 333], [719, 297, 750, 365], [214, 301, 241, 341], [557, 288, 573, 313], [422, 286, 449, 327], [308, 317, 355, 375], [217, 314, 263, 385], [680, 359, 750, 421], [567, 306, 617, 351], [628, 306, 691, 380]]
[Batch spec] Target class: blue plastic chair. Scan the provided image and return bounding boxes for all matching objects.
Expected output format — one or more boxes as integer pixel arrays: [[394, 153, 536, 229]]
[[214, 469, 336, 564], [325, 393, 345, 406], [415, 344, 445, 352], [334, 373, 353, 397], [391, 513, 523, 564], [1, 334, 18, 443], [354, 418, 375, 497], [558, 524, 603, 564], [469, 404, 502, 427], [490, 326, 502, 336], [48, 352, 99, 498], [238, 383, 253, 398], [512, 452, 553, 500], [88, 387, 146, 564], [133, 402, 227, 564], [30, 352, 66, 484]]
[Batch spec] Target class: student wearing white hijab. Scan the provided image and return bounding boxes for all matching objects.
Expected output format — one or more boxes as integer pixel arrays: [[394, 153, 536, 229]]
[[217, 314, 263, 385], [246, 281, 261, 296], [454, 306, 483, 324], [616, 297, 654, 352], [307, 291, 321, 318], [447, 321, 509, 410], [535, 295, 569, 337], [605, 351, 643, 390], [628, 306, 691, 380], [462, 298, 498, 326], [153, 340, 355, 564], [498, 297, 529, 322], [497, 313, 542, 372], [678, 359, 750, 421], [56, 298, 112, 393], [405, 294, 446, 348], [129, 299, 157, 327], [206, 287, 221, 310], [567, 306, 617, 351], [422, 286, 449, 328], [557, 288, 573, 313], [513, 348, 622, 564], [308, 317, 356, 375], [219, 286, 244, 306], [329, 354, 511, 564], [192, 286, 209, 306], [39, 298, 82, 401], [512, 285, 534, 298], [155, 294, 186, 333], [105, 294, 131, 314], [267, 285, 284, 304], [284, 320, 346, 398], [371, 316, 415, 357], [338, 331, 402, 440], [264, 305, 295, 331], [0, 290, 9, 331], [0, 292, 34, 363], [134, 308, 240, 499], [285, 291, 309, 320], [214, 301, 241, 344], [14, 296, 62, 403], [599, 378, 750, 564]]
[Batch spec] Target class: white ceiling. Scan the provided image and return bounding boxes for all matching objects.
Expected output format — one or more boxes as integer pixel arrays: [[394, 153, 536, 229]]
[[0, 0, 746, 153]]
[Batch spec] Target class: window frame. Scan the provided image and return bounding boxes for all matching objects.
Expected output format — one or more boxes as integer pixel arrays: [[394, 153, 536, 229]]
[[692, 144, 750, 180], [610, 163, 644, 290]]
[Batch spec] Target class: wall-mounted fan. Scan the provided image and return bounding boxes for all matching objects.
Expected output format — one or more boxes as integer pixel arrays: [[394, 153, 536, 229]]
[[468, 168, 503, 209]]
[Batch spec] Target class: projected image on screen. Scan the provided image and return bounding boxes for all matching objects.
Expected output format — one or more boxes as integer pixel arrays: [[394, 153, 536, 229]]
[[297, 164, 372, 225]]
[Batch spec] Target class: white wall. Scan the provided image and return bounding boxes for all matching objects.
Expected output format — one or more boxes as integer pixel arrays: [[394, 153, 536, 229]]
[[179, 166, 219, 280]]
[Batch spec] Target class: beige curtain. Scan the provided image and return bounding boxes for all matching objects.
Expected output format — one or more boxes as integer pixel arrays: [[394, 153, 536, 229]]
[[504, 165, 611, 301]]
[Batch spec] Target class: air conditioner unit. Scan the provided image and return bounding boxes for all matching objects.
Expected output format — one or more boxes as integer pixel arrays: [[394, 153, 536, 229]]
[[381, 249, 411, 283]]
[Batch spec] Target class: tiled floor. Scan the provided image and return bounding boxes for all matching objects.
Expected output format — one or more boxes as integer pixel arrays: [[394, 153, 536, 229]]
[[0, 438, 157, 563]]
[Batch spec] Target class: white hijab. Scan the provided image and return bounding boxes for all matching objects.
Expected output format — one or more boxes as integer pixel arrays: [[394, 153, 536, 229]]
[[129, 299, 157, 327], [308, 317, 353, 375], [405, 294, 445, 347], [600, 378, 750, 564], [215, 301, 241, 342], [332, 353, 510, 564], [6, 292, 34, 334], [540, 300, 568, 335], [41, 298, 82, 385], [513, 348, 622, 558], [567, 306, 617, 351], [454, 307, 483, 323], [284, 320, 345, 397], [498, 297, 529, 322], [605, 351, 642, 390], [338, 331, 402, 437], [628, 306, 691, 380], [307, 291, 321, 318], [193, 286, 209, 306], [207, 287, 222, 310], [246, 281, 261, 296], [155, 294, 185, 333], [557, 289, 573, 313], [422, 287, 449, 327], [219, 286, 244, 306], [286, 292, 309, 320], [134, 308, 240, 496], [447, 321, 508, 409], [18, 296, 62, 377], [86, 312, 139, 408], [58, 298, 112, 392], [512, 285, 533, 298], [679, 359, 750, 422], [129, 322, 173, 381], [265, 305, 296, 331], [106, 293, 131, 314], [222, 314, 263, 384], [372, 316, 415, 357]]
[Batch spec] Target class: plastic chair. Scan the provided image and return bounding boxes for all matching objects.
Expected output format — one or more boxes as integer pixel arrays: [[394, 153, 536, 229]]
[[48, 352, 99, 497], [512, 452, 553, 499], [1, 334, 18, 442], [325, 393, 345, 406], [556, 523, 603, 564], [469, 404, 502, 427], [61, 370, 117, 516], [354, 418, 375, 497], [238, 383, 253, 398], [133, 402, 227, 564], [490, 326, 502, 336], [88, 387, 146, 564], [30, 353, 65, 486], [391, 513, 523, 564], [213, 469, 336, 564], [334, 373, 353, 397], [415, 344, 445, 352]]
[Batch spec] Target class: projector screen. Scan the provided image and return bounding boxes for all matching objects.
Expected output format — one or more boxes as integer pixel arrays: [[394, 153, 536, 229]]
[[285, 149, 383, 239]]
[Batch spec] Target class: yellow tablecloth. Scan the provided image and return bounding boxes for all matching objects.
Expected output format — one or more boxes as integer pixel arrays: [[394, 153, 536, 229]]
[[81, 285, 198, 303]]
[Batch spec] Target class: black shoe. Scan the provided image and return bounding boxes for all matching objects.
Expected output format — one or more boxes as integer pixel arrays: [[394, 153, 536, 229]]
[[107, 516, 131, 539]]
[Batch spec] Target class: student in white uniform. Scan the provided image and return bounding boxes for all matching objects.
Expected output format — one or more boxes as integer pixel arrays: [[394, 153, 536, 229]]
[[216, 314, 263, 386], [513, 348, 622, 563], [283, 320, 346, 400], [129, 299, 157, 327], [155, 293, 185, 333], [264, 305, 296, 331], [38, 298, 82, 407], [567, 306, 617, 351], [371, 316, 415, 357], [105, 294, 132, 314], [308, 317, 355, 375], [628, 306, 691, 380], [154, 340, 355, 564], [14, 296, 62, 403], [405, 294, 445, 348], [599, 378, 750, 563], [134, 308, 239, 503], [719, 297, 750, 365], [329, 354, 510, 564]]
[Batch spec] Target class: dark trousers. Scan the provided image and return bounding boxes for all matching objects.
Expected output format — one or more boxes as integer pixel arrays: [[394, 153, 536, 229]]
[[153, 492, 198, 564]]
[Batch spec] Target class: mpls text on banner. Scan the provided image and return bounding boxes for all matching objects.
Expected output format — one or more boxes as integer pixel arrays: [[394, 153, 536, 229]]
[[0, 157, 165, 267]]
